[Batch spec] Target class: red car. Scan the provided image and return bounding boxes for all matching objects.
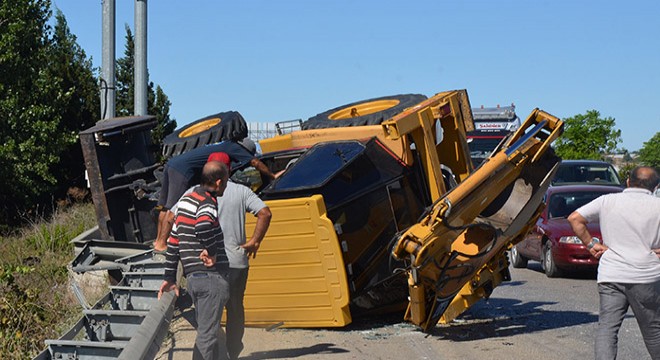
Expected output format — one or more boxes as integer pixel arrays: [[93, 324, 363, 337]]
[[510, 184, 622, 277]]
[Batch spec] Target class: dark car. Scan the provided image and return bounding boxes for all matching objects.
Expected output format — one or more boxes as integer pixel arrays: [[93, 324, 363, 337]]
[[510, 184, 622, 277], [552, 160, 622, 187]]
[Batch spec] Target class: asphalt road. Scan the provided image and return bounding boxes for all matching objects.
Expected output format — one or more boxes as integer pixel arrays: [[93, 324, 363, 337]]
[[156, 260, 652, 360]]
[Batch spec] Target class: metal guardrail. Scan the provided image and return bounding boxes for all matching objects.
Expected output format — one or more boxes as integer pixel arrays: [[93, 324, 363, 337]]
[[34, 238, 174, 360]]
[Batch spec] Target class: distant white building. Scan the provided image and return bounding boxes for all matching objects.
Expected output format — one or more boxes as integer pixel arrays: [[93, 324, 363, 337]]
[[603, 153, 638, 171]]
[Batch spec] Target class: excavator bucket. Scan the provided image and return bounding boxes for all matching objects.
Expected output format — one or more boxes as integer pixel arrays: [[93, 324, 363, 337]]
[[391, 109, 563, 331]]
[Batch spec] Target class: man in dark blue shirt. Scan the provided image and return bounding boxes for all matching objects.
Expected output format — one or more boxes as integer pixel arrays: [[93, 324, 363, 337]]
[[153, 138, 275, 252]]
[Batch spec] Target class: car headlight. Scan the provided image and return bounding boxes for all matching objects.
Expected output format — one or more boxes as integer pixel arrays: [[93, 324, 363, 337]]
[[559, 236, 583, 244], [559, 236, 600, 244]]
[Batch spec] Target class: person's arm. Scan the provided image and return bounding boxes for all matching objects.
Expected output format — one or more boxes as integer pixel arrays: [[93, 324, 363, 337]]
[[154, 210, 175, 251], [158, 280, 179, 299], [567, 211, 608, 259], [241, 207, 272, 259], [195, 202, 219, 266], [198, 249, 215, 267], [250, 158, 276, 180], [159, 220, 181, 299], [156, 186, 196, 251]]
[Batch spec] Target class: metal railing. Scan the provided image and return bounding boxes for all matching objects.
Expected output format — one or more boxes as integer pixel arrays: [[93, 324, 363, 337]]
[[34, 232, 175, 360]]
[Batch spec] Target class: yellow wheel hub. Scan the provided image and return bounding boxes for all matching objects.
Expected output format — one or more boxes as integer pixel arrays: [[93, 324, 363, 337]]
[[179, 118, 221, 138], [328, 99, 400, 120]]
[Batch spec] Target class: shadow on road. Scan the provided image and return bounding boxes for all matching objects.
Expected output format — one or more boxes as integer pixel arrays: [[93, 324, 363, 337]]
[[241, 343, 349, 359], [431, 297, 598, 341], [525, 261, 598, 279]]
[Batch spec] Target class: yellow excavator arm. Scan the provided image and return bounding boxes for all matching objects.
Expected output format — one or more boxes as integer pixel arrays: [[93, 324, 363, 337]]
[[382, 94, 564, 331]]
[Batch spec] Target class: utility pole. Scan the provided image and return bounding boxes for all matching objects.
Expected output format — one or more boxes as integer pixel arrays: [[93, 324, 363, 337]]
[[101, 0, 116, 120], [134, 0, 148, 116]]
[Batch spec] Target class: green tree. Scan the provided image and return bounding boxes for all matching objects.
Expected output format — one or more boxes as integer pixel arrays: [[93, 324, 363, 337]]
[[554, 110, 622, 160], [49, 10, 100, 196], [637, 132, 660, 168], [115, 25, 135, 117], [0, 0, 69, 227], [0, 1, 100, 229], [618, 162, 637, 183], [115, 25, 176, 147], [150, 85, 177, 147]]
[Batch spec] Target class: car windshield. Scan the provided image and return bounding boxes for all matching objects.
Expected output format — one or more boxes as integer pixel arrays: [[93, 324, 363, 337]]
[[548, 191, 612, 219], [553, 163, 621, 186]]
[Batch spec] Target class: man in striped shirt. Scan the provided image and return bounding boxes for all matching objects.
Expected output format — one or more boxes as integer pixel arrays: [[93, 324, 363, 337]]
[[158, 161, 230, 360]]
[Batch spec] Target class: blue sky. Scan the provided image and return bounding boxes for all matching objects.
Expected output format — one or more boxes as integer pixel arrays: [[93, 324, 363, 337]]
[[52, 0, 659, 151]]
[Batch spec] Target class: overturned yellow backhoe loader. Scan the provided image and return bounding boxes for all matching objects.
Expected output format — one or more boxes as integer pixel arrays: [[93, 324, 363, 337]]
[[41, 88, 562, 360], [239, 89, 563, 330]]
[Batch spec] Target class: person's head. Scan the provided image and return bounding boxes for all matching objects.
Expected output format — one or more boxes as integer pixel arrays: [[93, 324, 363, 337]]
[[200, 161, 229, 196], [627, 166, 660, 192], [238, 137, 257, 156], [207, 152, 231, 172]]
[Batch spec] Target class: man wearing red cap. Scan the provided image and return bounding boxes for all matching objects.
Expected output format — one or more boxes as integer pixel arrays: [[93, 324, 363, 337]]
[[207, 152, 231, 167]]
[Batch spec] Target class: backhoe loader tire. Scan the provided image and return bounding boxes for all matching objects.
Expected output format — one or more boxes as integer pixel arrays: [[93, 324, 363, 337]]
[[162, 111, 248, 158], [302, 94, 427, 129]]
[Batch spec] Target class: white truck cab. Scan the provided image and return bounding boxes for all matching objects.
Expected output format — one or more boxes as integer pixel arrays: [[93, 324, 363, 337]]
[[472, 104, 521, 131], [468, 104, 521, 167]]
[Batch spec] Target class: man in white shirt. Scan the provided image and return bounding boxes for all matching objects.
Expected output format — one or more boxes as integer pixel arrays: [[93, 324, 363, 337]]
[[216, 166, 271, 360], [568, 166, 660, 360], [174, 152, 272, 360]]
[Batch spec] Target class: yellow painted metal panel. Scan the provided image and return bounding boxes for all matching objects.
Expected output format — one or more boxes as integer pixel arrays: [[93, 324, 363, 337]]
[[249, 203, 314, 221], [250, 235, 318, 251], [248, 264, 325, 280], [247, 277, 339, 294], [259, 125, 406, 160], [262, 220, 316, 236], [242, 195, 352, 328], [254, 249, 323, 265], [246, 293, 341, 308], [246, 307, 337, 323]]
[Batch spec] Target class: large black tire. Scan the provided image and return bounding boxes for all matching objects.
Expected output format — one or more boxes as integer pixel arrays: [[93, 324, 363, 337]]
[[162, 111, 248, 158], [302, 94, 427, 129], [510, 245, 528, 269]]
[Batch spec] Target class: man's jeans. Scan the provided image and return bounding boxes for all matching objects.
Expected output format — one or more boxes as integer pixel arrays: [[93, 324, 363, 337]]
[[596, 281, 660, 360], [187, 271, 230, 360], [226, 268, 249, 360]]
